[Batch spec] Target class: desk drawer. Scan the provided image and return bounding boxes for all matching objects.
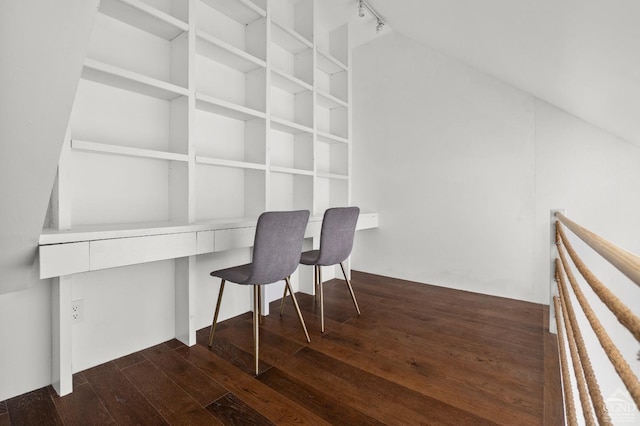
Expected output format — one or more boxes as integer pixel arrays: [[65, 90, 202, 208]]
[[215, 227, 255, 252], [39, 242, 90, 279], [91, 233, 196, 270]]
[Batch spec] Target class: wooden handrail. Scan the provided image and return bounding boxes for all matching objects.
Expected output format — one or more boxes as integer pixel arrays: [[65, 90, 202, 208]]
[[555, 212, 640, 288]]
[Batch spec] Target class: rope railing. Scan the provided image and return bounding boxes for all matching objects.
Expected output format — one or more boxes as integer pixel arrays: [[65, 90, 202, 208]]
[[552, 212, 640, 425], [556, 212, 640, 288], [554, 295, 578, 426], [555, 258, 610, 425]]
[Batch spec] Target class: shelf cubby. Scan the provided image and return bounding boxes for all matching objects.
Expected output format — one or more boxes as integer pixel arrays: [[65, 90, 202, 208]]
[[315, 175, 348, 216], [195, 111, 266, 166], [271, 87, 313, 130], [271, 21, 313, 54], [316, 137, 348, 177], [87, 7, 189, 91], [196, 166, 265, 221], [316, 102, 348, 140], [271, 68, 312, 94], [269, 171, 313, 212], [270, 126, 313, 173], [316, 89, 348, 109], [68, 150, 185, 226], [316, 49, 347, 75], [196, 54, 267, 112], [270, 0, 313, 46], [197, 0, 267, 62], [98, 0, 189, 41], [70, 79, 188, 154], [196, 29, 266, 73]]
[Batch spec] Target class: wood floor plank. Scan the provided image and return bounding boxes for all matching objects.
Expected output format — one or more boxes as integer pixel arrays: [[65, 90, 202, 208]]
[[6, 387, 63, 426], [0, 413, 9, 426], [174, 343, 331, 425], [544, 331, 564, 425], [257, 367, 387, 426], [293, 346, 498, 425], [141, 343, 228, 407], [82, 361, 169, 425], [121, 358, 222, 425], [48, 383, 115, 426], [206, 393, 275, 426]]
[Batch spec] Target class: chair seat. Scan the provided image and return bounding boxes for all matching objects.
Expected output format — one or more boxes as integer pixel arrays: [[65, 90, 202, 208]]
[[210, 263, 252, 285], [300, 249, 320, 265]]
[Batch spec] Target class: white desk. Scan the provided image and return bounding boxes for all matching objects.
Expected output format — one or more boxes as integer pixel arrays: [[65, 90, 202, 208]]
[[39, 213, 378, 395]]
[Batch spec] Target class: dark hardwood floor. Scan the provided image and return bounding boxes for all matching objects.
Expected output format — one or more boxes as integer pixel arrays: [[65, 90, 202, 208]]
[[1, 271, 560, 425]]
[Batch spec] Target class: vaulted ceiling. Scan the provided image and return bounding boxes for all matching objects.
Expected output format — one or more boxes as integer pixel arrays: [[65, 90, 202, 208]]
[[324, 0, 640, 147]]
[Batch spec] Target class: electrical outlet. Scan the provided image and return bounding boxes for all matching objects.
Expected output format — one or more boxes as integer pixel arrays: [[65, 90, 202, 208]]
[[71, 300, 84, 324]]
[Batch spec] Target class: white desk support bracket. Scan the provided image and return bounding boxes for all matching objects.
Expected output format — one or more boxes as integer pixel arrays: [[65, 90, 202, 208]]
[[175, 256, 196, 346], [52, 275, 73, 396], [549, 208, 565, 334]]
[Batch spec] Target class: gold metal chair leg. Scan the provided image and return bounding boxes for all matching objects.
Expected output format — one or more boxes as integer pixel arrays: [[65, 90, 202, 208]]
[[279, 278, 289, 316], [253, 285, 260, 375], [340, 262, 361, 316], [314, 265, 318, 303], [208, 279, 226, 347], [285, 277, 310, 343], [258, 285, 263, 325], [318, 266, 324, 333]]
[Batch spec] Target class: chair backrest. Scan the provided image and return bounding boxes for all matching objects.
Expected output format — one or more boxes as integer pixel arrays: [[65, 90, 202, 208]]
[[316, 206, 360, 266], [248, 210, 310, 284]]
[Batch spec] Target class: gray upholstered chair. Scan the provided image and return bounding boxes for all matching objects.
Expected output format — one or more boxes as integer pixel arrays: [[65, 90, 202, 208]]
[[282, 206, 361, 332], [208, 210, 311, 375]]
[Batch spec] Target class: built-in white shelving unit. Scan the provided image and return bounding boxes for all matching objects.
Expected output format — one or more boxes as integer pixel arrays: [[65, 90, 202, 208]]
[[46, 0, 356, 396], [56, 0, 353, 240]]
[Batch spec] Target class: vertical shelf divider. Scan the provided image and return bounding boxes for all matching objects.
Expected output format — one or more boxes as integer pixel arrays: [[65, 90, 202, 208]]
[[175, 0, 197, 347]]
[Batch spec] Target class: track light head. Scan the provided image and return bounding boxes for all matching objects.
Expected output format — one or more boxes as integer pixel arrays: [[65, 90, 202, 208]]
[[357, 1, 386, 33]]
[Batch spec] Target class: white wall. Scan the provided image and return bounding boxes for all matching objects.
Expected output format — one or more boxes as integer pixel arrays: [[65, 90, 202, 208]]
[[352, 32, 640, 306], [352, 33, 537, 302], [0, 0, 98, 295]]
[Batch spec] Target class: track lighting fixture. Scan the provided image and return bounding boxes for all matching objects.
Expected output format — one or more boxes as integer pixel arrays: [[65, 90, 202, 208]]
[[357, 0, 385, 33]]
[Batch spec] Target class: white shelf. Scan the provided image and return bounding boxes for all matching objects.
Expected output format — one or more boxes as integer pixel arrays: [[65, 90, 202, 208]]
[[200, 0, 266, 25], [271, 21, 313, 54], [271, 68, 312, 94], [196, 155, 266, 171], [72, 140, 189, 162], [270, 116, 314, 135], [317, 49, 348, 74], [196, 29, 266, 73], [99, 0, 188, 40], [81, 59, 189, 100], [317, 89, 348, 109], [317, 130, 348, 144], [317, 171, 348, 180], [271, 165, 314, 176], [196, 92, 266, 121]]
